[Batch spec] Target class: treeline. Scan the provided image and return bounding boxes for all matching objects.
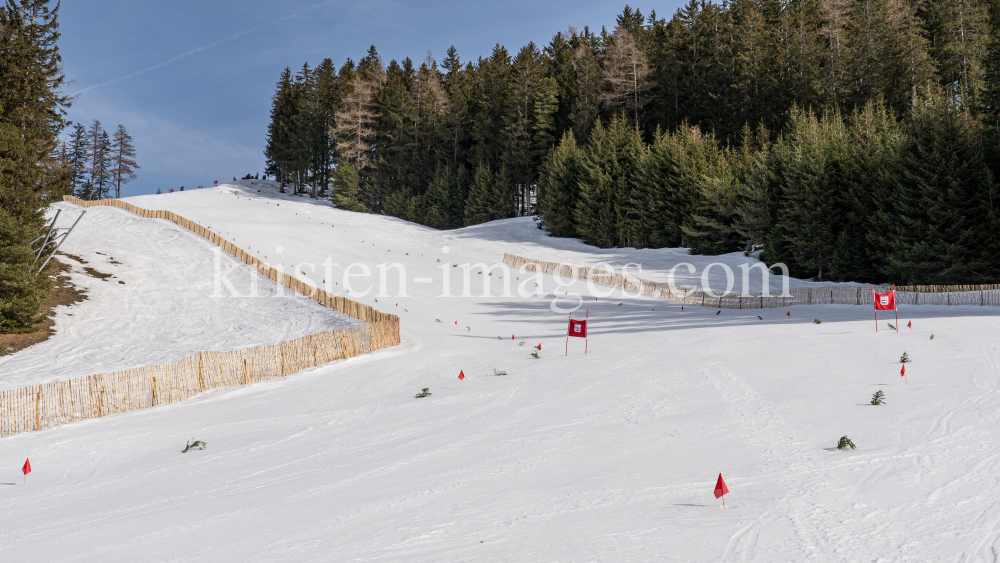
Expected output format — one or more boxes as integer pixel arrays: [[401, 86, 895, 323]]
[[0, 0, 68, 331], [264, 1, 1000, 283], [54, 120, 139, 200]]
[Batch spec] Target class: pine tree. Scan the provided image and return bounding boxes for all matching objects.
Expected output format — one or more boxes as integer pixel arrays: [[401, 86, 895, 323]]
[[881, 96, 998, 283], [978, 0, 1000, 120], [0, 0, 66, 331], [264, 67, 295, 192], [94, 129, 112, 199], [771, 108, 845, 279], [575, 115, 644, 248], [67, 122, 87, 195], [110, 124, 138, 198], [330, 163, 366, 212], [464, 163, 512, 225], [536, 130, 585, 237]]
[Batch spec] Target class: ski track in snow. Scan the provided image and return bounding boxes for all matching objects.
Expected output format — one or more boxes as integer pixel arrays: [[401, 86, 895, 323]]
[[1, 181, 1000, 561]]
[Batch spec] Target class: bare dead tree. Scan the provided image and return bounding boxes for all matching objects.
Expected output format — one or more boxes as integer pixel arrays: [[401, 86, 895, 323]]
[[601, 27, 655, 126], [333, 73, 379, 171]]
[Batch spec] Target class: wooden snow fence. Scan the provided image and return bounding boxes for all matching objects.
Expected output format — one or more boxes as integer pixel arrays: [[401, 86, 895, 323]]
[[0, 197, 400, 438], [503, 253, 1000, 309]]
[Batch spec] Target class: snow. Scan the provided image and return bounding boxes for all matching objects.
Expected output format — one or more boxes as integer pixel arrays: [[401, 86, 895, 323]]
[[1, 181, 999, 561]]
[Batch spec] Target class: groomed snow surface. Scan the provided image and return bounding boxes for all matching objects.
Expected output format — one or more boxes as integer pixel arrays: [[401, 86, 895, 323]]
[[1, 181, 999, 562]]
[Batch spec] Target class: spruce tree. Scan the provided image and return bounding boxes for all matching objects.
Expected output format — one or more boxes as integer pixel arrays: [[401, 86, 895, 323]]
[[536, 130, 585, 237], [882, 97, 998, 283], [68, 122, 87, 195], [0, 0, 66, 331], [464, 163, 512, 225], [575, 115, 643, 248], [110, 124, 138, 198], [331, 163, 366, 212]]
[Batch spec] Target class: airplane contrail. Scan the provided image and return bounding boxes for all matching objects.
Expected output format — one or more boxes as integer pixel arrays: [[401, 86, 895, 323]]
[[71, 0, 336, 96]]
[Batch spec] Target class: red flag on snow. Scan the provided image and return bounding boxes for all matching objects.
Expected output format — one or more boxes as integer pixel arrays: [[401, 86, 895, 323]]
[[536, 343, 542, 351], [568, 319, 587, 338], [900, 365, 905, 377], [22, 458, 30, 475], [907, 320, 912, 328], [786, 311, 790, 318], [458, 370, 465, 381], [714, 473, 729, 506]]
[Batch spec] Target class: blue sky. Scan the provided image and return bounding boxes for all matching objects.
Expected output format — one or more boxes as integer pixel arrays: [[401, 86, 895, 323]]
[[60, 1, 684, 197]]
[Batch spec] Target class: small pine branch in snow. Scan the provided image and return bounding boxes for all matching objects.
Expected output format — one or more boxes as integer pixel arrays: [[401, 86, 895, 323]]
[[530, 351, 540, 359], [900, 352, 910, 363], [182, 439, 206, 453], [414, 388, 432, 398], [518, 341, 525, 346], [837, 436, 856, 450], [888, 323, 897, 331], [930, 334, 935, 340], [813, 319, 822, 324], [436, 319, 442, 323], [871, 391, 886, 405], [492, 369, 507, 376]]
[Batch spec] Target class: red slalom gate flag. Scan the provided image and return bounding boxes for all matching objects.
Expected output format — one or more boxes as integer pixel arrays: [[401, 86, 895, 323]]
[[901, 364, 907, 385], [458, 370, 465, 381], [22, 458, 30, 486], [874, 288, 897, 310], [714, 473, 730, 507], [786, 311, 790, 319], [566, 310, 590, 356], [908, 320, 912, 332], [873, 285, 899, 332]]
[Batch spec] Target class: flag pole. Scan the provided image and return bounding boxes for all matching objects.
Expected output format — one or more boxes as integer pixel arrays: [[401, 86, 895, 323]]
[[585, 309, 589, 355], [873, 286, 877, 332], [893, 285, 898, 332], [566, 312, 570, 356]]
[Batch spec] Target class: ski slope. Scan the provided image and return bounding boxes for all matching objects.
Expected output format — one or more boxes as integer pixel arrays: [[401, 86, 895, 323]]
[[1, 181, 999, 562]]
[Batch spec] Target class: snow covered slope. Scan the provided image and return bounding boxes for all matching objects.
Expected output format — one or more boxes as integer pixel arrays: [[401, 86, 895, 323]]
[[0, 202, 362, 390], [1, 182, 999, 562]]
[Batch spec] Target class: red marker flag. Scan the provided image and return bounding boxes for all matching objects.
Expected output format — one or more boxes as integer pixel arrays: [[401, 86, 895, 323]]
[[907, 320, 912, 332], [22, 458, 30, 486], [512, 334, 515, 340], [786, 311, 790, 318], [536, 344, 541, 351], [714, 473, 729, 507], [568, 319, 587, 338], [900, 364, 905, 377], [458, 370, 465, 381]]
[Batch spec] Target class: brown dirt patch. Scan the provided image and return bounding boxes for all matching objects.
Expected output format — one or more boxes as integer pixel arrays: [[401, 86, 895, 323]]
[[60, 252, 87, 264], [83, 267, 113, 280], [0, 257, 88, 357]]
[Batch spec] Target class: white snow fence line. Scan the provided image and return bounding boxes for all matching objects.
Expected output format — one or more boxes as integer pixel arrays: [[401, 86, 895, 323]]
[[502, 253, 1000, 309], [0, 197, 400, 439]]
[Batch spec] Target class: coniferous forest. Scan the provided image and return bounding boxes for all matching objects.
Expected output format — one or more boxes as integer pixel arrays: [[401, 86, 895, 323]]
[[265, 1, 1000, 285]]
